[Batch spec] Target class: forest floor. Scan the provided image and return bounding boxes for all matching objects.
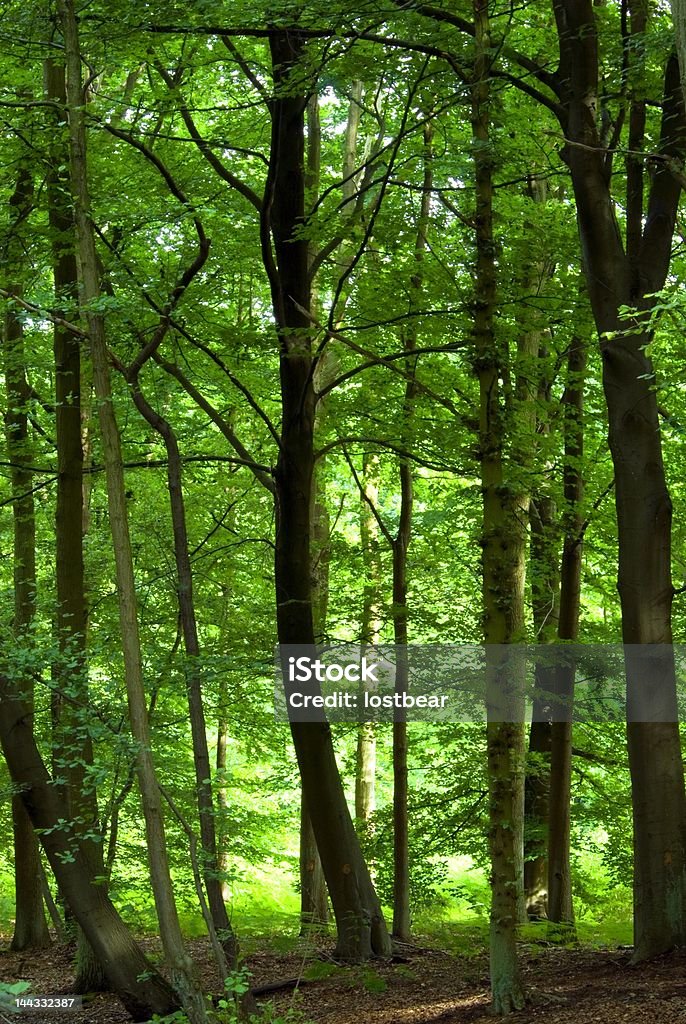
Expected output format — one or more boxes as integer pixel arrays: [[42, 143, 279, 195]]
[[2, 934, 686, 1024]]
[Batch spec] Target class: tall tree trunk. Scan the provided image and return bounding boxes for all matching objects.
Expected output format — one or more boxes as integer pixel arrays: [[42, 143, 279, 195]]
[[472, 1, 526, 1009], [58, 3, 207, 1017], [547, 331, 586, 936], [521, 180, 558, 924], [555, 0, 686, 958], [298, 90, 330, 934], [3, 166, 50, 953], [268, 29, 390, 961], [390, 123, 432, 943], [44, 57, 107, 992], [524, 493, 558, 920]]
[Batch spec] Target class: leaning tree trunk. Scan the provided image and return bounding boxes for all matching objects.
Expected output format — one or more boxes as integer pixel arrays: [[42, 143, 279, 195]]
[[3, 166, 51, 952], [268, 29, 391, 961], [555, 0, 686, 958]]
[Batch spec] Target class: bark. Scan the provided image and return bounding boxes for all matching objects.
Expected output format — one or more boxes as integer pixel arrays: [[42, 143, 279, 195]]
[[555, 0, 686, 958], [299, 797, 329, 933], [390, 124, 432, 943], [44, 58, 107, 991], [268, 29, 391, 961], [58, 3, 207, 1017], [299, 94, 329, 935], [547, 331, 587, 937], [3, 165, 50, 952], [0, 687, 179, 1021], [473, 0, 525, 1010], [522, 184, 558, 924], [524, 496, 557, 920]]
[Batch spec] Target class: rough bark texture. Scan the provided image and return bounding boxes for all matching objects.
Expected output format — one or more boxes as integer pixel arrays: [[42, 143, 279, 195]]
[[554, 0, 686, 959], [268, 29, 390, 961]]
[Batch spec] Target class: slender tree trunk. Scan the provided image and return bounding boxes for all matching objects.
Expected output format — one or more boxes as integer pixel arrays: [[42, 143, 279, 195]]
[[216, 714, 232, 906], [129, 382, 240, 969], [268, 30, 390, 961], [390, 124, 432, 943], [299, 94, 331, 920], [547, 332, 586, 937], [58, 3, 207, 1017], [524, 493, 558, 920], [3, 166, 51, 953], [355, 455, 382, 823]]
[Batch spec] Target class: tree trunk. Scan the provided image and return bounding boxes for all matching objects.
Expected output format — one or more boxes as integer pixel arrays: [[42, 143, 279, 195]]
[[547, 331, 586, 937], [268, 29, 390, 961], [3, 165, 51, 953], [472, 0, 526, 1009], [129, 382, 240, 970], [355, 454, 382, 824], [524, 494, 558, 920], [299, 798, 329, 933], [58, 3, 207, 1017], [555, 0, 686, 958], [390, 123, 432, 943], [44, 57, 108, 991]]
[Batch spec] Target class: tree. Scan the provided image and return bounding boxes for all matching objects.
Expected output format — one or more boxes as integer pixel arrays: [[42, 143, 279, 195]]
[[3, 161, 50, 952]]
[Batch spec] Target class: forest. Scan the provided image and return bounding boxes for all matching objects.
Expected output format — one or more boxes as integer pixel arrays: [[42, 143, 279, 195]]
[[2, 0, 686, 1021]]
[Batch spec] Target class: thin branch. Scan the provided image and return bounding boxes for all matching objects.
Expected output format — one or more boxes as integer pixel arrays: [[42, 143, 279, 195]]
[[0, 288, 86, 337], [318, 341, 466, 399], [152, 62, 263, 211], [220, 36, 270, 102], [294, 300, 475, 424], [341, 445, 393, 546], [316, 435, 459, 472], [153, 354, 276, 494]]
